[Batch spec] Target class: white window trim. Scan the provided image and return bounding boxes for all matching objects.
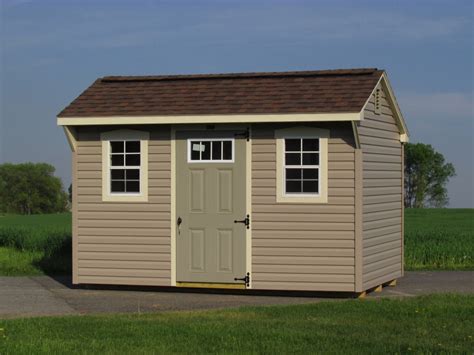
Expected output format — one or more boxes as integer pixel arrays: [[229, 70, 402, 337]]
[[283, 140, 321, 197], [187, 138, 235, 163], [101, 129, 149, 202], [275, 127, 329, 204]]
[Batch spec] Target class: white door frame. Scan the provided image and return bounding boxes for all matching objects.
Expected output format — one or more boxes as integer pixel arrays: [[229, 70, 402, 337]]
[[170, 124, 252, 288]]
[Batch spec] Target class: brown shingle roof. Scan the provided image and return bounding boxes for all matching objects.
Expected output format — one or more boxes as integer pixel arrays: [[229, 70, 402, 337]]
[[58, 68, 383, 117]]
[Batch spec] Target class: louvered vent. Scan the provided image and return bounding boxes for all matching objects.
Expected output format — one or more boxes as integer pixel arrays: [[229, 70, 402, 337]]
[[374, 88, 381, 115]]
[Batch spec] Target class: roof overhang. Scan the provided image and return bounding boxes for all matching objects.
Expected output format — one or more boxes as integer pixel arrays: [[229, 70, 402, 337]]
[[57, 112, 362, 126]]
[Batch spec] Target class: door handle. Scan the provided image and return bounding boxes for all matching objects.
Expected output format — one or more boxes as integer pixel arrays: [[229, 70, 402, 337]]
[[177, 217, 182, 235]]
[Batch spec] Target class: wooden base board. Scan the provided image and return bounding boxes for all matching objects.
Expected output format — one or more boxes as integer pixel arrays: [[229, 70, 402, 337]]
[[374, 285, 383, 292], [357, 291, 367, 299], [176, 282, 246, 290]]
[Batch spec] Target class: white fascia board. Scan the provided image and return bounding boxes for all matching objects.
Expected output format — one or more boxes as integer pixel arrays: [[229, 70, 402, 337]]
[[57, 112, 361, 126], [380, 73, 410, 141], [62, 126, 77, 152]]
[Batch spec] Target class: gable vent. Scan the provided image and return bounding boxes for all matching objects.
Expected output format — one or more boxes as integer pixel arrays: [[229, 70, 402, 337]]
[[374, 88, 381, 115]]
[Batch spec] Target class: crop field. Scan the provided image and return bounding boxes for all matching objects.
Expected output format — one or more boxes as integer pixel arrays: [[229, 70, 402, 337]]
[[0, 213, 71, 275], [404, 208, 473, 270], [0, 209, 472, 275]]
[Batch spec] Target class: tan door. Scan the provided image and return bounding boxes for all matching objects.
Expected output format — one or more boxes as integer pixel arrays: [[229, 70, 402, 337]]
[[176, 130, 247, 284]]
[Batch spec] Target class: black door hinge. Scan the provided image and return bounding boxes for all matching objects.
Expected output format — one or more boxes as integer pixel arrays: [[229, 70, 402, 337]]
[[234, 272, 250, 287], [234, 127, 250, 141], [234, 214, 250, 229]]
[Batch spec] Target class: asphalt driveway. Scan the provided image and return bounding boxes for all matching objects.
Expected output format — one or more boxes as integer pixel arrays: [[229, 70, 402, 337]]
[[1, 271, 472, 319]]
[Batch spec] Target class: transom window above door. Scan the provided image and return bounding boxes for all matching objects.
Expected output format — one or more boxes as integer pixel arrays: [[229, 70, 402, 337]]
[[188, 139, 234, 162], [284, 138, 320, 194]]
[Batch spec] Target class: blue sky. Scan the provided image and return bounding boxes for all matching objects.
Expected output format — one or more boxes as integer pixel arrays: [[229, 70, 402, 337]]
[[1, 0, 472, 207]]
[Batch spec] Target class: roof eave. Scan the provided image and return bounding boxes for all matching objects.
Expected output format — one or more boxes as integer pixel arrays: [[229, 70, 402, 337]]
[[57, 112, 362, 126]]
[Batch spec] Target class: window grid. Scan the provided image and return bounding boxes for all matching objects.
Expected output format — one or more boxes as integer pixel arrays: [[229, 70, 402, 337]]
[[284, 138, 320, 195], [188, 139, 234, 162], [110, 140, 141, 194]]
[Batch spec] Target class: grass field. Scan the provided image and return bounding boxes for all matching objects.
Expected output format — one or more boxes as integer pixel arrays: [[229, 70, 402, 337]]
[[405, 208, 473, 270], [0, 294, 472, 353], [0, 209, 472, 275], [0, 213, 71, 276]]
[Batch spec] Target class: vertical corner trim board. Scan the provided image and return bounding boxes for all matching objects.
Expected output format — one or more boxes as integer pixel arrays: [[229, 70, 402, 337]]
[[401, 143, 405, 277], [354, 149, 363, 292], [360, 87, 403, 290], [72, 149, 79, 285]]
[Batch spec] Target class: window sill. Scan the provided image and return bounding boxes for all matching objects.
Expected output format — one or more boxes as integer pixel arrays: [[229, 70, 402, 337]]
[[102, 194, 148, 202], [276, 194, 328, 204]]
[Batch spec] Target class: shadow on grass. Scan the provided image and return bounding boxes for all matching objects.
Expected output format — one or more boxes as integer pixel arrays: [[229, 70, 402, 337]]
[[0, 226, 73, 278], [32, 238, 72, 278]]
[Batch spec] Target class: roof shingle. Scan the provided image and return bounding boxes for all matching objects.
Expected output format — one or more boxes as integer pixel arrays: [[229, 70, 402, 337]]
[[58, 68, 383, 117]]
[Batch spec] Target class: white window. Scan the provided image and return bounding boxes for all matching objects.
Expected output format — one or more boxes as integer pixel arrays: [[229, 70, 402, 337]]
[[109, 140, 141, 193], [101, 130, 149, 202], [284, 138, 320, 195], [275, 127, 329, 203], [187, 139, 234, 163]]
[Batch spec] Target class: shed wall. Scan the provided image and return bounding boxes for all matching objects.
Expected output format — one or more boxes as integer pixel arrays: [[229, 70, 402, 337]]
[[251, 123, 357, 292], [359, 88, 403, 290], [74, 125, 172, 286], [71, 117, 400, 292]]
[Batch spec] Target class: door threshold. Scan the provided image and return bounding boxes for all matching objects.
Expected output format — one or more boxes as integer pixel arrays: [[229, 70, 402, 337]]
[[176, 282, 246, 290]]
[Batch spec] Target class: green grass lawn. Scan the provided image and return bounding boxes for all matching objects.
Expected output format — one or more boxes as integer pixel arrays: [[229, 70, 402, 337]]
[[0, 294, 472, 354], [0, 209, 472, 275]]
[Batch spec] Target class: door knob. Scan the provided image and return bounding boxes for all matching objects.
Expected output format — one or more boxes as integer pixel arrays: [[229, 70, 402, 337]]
[[177, 217, 182, 235]]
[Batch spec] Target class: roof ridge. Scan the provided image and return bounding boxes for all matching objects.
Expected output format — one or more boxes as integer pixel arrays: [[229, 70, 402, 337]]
[[101, 68, 381, 82]]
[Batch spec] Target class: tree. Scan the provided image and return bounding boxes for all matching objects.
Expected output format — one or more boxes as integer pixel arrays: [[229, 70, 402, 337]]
[[0, 163, 69, 214], [68, 183, 72, 203], [404, 143, 455, 208]]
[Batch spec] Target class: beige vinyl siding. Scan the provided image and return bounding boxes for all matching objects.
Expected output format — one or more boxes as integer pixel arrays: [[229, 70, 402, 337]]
[[74, 125, 171, 286], [359, 87, 403, 290], [251, 123, 356, 292]]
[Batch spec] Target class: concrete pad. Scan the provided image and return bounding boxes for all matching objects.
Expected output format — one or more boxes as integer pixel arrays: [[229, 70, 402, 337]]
[[33, 276, 329, 314], [0, 277, 75, 318], [1, 271, 473, 319], [374, 271, 474, 297]]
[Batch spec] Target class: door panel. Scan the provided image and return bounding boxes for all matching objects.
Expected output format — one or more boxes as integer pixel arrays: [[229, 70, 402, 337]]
[[189, 170, 205, 212], [176, 131, 247, 284], [217, 169, 233, 213], [190, 229, 205, 271], [217, 229, 233, 272]]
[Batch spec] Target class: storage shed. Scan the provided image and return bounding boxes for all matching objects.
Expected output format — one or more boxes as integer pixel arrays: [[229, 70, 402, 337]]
[[58, 68, 409, 295]]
